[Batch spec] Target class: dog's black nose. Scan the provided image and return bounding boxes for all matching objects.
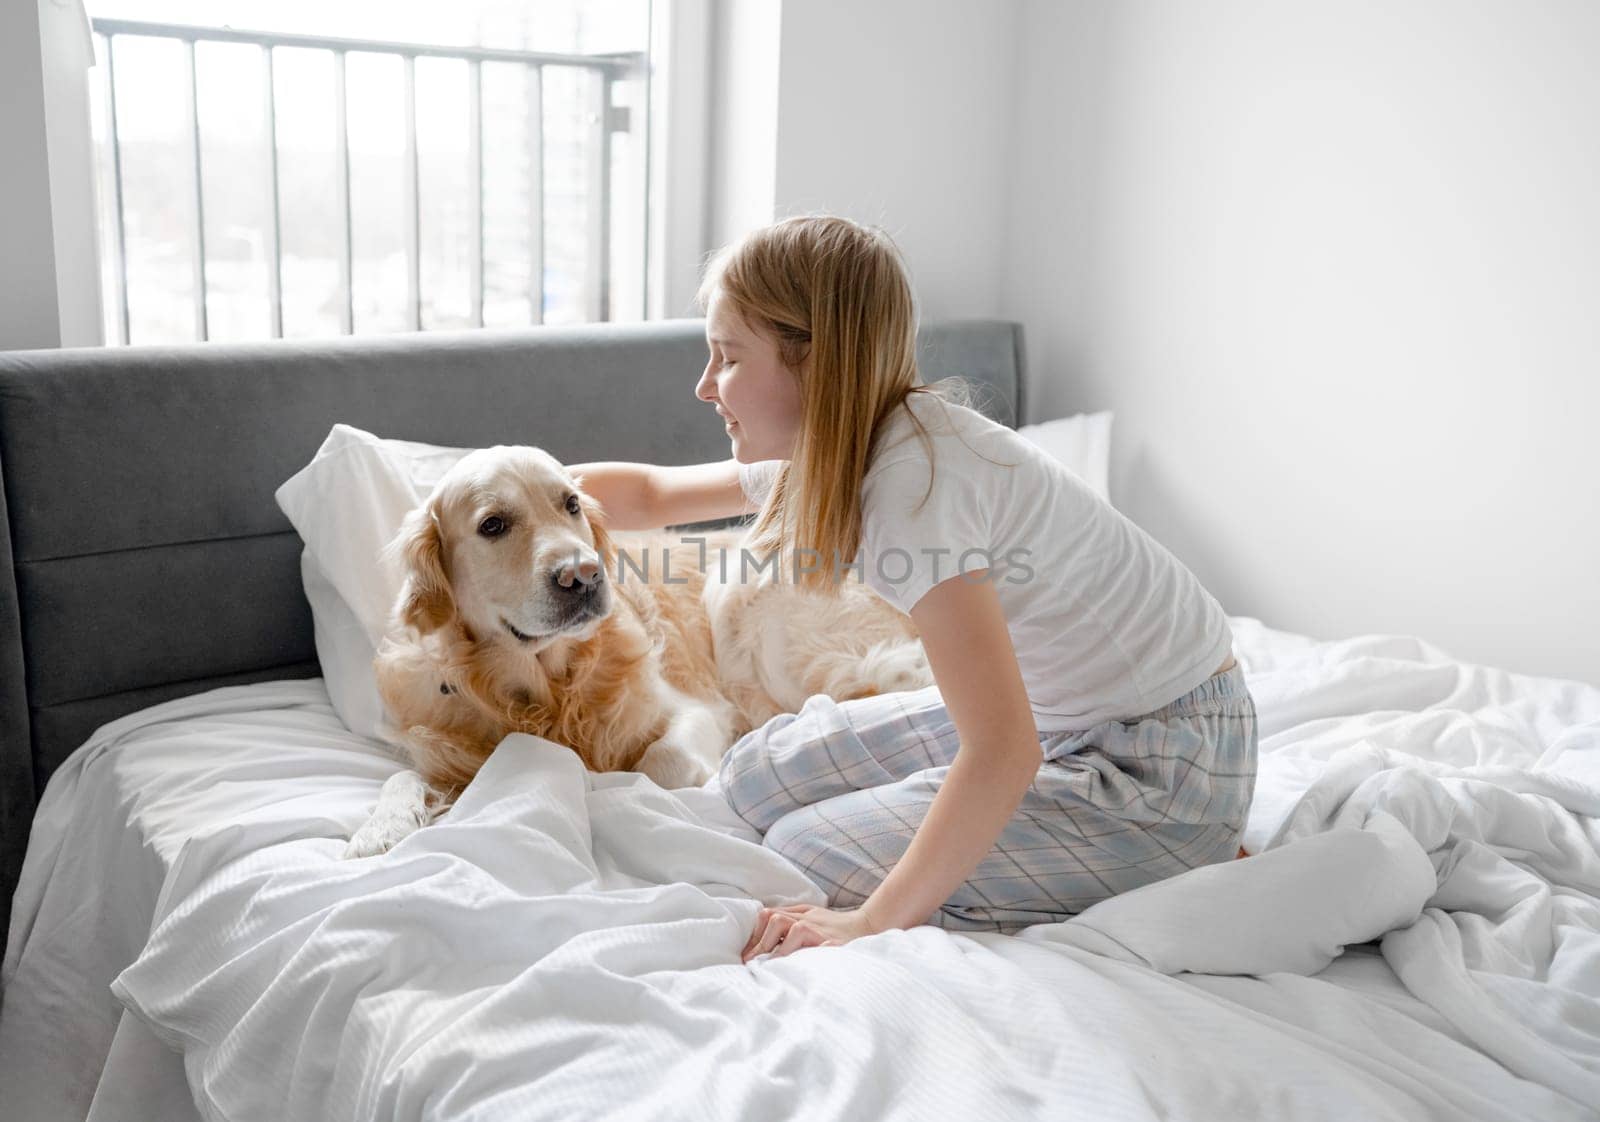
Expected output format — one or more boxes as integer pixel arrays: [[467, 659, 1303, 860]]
[[552, 558, 603, 593]]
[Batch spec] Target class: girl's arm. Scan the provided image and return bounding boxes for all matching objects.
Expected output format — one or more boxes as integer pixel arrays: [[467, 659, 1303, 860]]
[[858, 570, 1045, 933], [567, 458, 756, 530]]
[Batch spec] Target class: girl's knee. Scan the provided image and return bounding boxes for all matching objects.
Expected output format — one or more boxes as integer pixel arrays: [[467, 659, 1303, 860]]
[[720, 695, 835, 772], [716, 711, 806, 827], [763, 805, 882, 908], [715, 694, 860, 829], [761, 803, 827, 862]]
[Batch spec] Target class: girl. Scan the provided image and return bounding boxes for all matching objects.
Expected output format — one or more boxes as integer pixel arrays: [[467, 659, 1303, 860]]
[[574, 215, 1256, 963]]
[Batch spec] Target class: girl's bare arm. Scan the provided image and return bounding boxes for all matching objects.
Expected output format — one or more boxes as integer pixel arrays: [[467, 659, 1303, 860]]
[[568, 458, 757, 530]]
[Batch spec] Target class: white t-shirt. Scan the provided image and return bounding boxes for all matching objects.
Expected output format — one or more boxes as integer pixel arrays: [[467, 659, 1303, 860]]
[[738, 392, 1233, 731]]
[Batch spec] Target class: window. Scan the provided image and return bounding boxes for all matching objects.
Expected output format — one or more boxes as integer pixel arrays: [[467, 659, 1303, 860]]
[[87, 0, 653, 344]]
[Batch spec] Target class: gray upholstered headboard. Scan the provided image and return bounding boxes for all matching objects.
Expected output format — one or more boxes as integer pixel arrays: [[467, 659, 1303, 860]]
[[0, 317, 1025, 945]]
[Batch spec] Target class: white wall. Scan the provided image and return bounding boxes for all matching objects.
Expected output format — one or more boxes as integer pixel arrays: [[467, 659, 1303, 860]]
[[648, 0, 712, 319], [697, 0, 1021, 316], [1005, 0, 1600, 685], [773, 0, 1020, 320], [1, 0, 64, 351], [39, 0, 103, 347], [0, 0, 103, 351], [703, 0, 782, 274]]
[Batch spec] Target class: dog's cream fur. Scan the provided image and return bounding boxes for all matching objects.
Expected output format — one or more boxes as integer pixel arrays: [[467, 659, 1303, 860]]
[[345, 446, 931, 857]]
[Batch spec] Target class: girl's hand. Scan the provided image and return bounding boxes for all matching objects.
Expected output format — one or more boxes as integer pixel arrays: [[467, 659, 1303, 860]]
[[740, 902, 882, 963]]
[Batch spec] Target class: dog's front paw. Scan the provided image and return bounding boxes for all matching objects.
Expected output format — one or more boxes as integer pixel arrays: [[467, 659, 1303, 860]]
[[343, 770, 433, 858], [343, 821, 401, 860], [637, 740, 714, 789]]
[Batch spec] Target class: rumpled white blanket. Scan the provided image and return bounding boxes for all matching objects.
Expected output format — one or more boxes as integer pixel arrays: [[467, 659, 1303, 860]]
[[111, 662, 1600, 1119], [7, 618, 1599, 1121], [1033, 743, 1600, 1108]]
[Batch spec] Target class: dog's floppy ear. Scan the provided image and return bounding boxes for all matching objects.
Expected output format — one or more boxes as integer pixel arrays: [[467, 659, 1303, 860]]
[[391, 502, 456, 634]]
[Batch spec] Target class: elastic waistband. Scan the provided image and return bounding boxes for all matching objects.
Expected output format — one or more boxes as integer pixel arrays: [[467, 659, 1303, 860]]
[[1144, 661, 1251, 719]]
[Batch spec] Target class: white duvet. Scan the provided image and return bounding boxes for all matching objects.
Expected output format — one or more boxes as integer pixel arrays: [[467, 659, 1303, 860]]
[[6, 618, 1600, 1120]]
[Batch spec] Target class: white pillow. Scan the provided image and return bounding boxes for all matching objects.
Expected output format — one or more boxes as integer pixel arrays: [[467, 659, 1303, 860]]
[[298, 550, 389, 744], [275, 425, 472, 743], [1016, 411, 1114, 503]]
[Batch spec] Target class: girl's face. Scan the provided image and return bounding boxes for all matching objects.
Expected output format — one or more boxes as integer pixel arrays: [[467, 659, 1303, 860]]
[[696, 288, 804, 463]]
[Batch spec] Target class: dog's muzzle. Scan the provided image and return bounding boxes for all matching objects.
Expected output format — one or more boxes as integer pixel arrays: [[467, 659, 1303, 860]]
[[501, 562, 609, 644], [549, 560, 606, 623], [552, 558, 604, 595]]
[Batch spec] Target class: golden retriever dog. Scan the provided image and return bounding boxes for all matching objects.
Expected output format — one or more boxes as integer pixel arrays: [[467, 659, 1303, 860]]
[[344, 445, 931, 857]]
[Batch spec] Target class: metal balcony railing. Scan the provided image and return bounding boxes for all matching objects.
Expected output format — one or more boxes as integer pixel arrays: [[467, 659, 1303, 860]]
[[92, 18, 648, 343]]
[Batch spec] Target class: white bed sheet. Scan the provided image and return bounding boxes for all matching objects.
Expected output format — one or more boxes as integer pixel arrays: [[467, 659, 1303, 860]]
[[1, 617, 1596, 1121], [0, 683, 405, 1121]]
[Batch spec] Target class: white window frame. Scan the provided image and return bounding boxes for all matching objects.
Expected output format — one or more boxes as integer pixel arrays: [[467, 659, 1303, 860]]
[[9, 0, 715, 349]]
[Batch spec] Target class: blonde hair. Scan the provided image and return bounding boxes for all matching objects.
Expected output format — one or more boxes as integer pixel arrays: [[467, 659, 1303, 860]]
[[696, 215, 977, 593]]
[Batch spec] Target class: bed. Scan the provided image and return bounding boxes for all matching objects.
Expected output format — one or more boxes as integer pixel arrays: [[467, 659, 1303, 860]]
[[2, 321, 1597, 1121]]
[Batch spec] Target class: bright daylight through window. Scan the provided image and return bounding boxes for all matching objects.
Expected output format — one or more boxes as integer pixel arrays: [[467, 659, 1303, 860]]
[[87, 0, 652, 344]]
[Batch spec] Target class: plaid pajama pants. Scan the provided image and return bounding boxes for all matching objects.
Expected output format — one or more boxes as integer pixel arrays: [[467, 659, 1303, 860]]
[[717, 662, 1258, 934]]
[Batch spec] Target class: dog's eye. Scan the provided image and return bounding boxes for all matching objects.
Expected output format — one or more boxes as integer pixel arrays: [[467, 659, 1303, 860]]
[[478, 515, 507, 537], [565, 494, 582, 516]]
